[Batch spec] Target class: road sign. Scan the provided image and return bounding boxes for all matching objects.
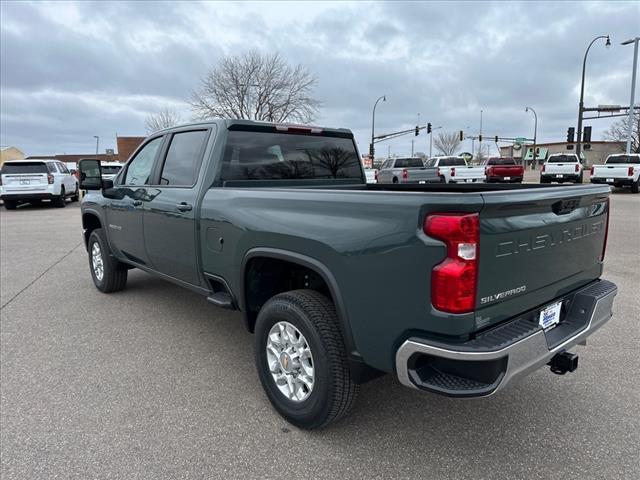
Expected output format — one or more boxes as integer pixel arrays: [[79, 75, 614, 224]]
[[515, 137, 527, 144]]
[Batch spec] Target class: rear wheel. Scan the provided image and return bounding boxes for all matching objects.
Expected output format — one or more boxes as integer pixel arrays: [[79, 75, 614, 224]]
[[254, 289, 358, 429], [71, 184, 80, 201], [53, 186, 66, 208], [88, 228, 128, 293], [392, 177, 398, 184], [3, 200, 17, 210], [576, 173, 584, 184]]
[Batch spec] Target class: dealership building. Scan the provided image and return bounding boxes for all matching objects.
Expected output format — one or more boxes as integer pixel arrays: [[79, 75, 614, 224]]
[[499, 141, 625, 166]]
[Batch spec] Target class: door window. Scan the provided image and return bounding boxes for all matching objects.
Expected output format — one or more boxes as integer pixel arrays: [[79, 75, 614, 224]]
[[158, 130, 208, 186], [124, 137, 163, 186]]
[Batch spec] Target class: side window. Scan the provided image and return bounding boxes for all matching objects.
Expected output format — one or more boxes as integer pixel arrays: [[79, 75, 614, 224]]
[[58, 163, 69, 174], [46, 162, 58, 173], [124, 137, 163, 186], [158, 130, 208, 186]]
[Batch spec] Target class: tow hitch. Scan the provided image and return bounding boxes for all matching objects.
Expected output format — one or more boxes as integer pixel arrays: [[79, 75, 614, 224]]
[[549, 351, 579, 375]]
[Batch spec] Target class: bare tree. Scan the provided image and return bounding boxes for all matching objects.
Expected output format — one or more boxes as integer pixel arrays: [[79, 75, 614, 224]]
[[603, 111, 639, 153], [145, 107, 181, 133], [433, 131, 461, 156], [191, 51, 320, 123]]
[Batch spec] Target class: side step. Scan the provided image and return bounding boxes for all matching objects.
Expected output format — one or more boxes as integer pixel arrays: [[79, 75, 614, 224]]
[[206, 292, 235, 310]]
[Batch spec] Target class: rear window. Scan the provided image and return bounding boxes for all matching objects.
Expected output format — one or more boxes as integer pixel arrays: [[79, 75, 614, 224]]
[[548, 155, 578, 163], [220, 131, 363, 182], [605, 155, 640, 164], [486, 157, 516, 165], [439, 157, 466, 167], [1, 162, 48, 174], [394, 158, 424, 168], [101, 165, 122, 175]]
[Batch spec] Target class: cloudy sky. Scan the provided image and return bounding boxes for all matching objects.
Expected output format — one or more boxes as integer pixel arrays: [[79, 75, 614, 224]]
[[1, 1, 638, 158]]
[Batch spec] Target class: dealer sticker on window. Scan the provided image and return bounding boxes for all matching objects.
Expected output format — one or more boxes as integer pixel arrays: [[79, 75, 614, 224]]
[[539, 301, 562, 331]]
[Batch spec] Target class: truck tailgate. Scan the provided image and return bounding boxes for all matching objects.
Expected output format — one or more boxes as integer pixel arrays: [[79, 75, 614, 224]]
[[593, 164, 632, 179], [475, 185, 609, 330]]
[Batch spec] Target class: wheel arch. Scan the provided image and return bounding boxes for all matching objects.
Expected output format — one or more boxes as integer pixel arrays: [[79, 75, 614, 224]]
[[82, 211, 103, 249]]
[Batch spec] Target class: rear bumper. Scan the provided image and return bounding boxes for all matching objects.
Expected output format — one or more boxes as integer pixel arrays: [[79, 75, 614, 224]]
[[487, 176, 523, 183], [541, 173, 581, 182], [395, 279, 617, 397], [0, 192, 56, 201], [591, 177, 635, 186], [449, 178, 485, 184]]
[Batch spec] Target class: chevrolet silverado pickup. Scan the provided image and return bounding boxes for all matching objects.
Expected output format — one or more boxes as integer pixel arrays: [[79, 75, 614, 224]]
[[541, 153, 584, 184], [590, 153, 640, 193], [424, 156, 485, 183], [78, 120, 617, 429], [376, 157, 439, 184], [483, 157, 524, 183]]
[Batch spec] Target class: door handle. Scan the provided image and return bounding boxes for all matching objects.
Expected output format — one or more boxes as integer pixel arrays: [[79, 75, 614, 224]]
[[133, 200, 142, 206], [176, 202, 192, 212]]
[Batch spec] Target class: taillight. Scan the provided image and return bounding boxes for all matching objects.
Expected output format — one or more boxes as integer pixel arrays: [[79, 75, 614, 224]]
[[575, 164, 579, 173], [628, 167, 634, 176], [590, 166, 594, 176], [437, 167, 442, 177], [402, 169, 408, 180], [542, 164, 546, 173], [601, 199, 610, 262], [451, 168, 456, 177], [47, 174, 54, 184], [485, 166, 490, 176], [424, 213, 479, 314]]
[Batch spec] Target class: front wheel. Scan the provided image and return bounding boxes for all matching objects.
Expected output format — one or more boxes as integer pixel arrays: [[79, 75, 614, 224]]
[[71, 184, 80, 201], [88, 228, 128, 293], [254, 289, 358, 429]]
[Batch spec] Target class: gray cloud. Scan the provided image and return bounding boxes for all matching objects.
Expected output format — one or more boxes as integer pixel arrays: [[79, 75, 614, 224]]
[[0, 0, 637, 157]]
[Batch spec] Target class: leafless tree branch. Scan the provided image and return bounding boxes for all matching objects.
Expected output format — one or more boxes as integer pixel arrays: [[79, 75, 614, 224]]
[[433, 131, 462, 156], [603, 111, 639, 153], [145, 107, 181, 134], [190, 51, 320, 124]]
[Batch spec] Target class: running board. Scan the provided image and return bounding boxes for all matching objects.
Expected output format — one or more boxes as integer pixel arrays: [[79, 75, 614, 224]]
[[206, 292, 235, 310]]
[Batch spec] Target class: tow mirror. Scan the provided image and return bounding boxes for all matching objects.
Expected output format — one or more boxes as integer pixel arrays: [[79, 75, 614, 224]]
[[79, 159, 103, 190]]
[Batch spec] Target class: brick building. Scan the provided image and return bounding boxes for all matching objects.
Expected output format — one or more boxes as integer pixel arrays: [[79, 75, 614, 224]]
[[26, 136, 145, 165]]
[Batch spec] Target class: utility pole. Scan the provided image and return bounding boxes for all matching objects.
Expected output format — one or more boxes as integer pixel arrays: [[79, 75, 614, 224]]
[[622, 37, 639, 154], [479, 110, 483, 157], [411, 139, 414, 156], [94, 136, 99, 159]]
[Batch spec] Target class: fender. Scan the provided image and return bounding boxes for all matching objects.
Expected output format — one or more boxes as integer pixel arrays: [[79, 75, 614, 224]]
[[241, 247, 370, 376]]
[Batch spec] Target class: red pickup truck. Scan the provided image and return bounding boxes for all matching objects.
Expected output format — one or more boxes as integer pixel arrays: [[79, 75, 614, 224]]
[[484, 157, 524, 183]]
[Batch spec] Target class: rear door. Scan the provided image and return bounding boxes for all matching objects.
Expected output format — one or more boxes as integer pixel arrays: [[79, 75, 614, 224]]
[[106, 136, 165, 266], [143, 128, 212, 286], [1, 161, 49, 192], [475, 185, 610, 330]]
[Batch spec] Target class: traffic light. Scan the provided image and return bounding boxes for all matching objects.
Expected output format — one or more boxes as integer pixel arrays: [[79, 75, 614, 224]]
[[415, 126, 419, 136], [567, 127, 575, 143], [583, 126, 592, 143], [459, 130, 464, 141], [494, 135, 498, 143], [427, 123, 432, 134], [478, 134, 483, 142]]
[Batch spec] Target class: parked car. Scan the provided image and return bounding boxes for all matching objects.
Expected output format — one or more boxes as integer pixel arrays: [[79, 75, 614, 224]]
[[100, 161, 124, 181], [78, 120, 616, 429], [424, 156, 485, 183], [364, 168, 377, 184], [1, 159, 79, 209], [541, 154, 584, 184], [590, 153, 640, 193], [483, 157, 524, 183], [376, 157, 438, 184]]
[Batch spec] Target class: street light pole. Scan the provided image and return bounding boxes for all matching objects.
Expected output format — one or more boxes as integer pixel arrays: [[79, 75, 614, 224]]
[[94, 135, 99, 159], [622, 37, 639, 154], [370, 95, 386, 166], [525, 107, 538, 170], [576, 35, 611, 159]]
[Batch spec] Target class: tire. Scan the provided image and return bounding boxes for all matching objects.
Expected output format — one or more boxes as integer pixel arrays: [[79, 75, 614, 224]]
[[439, 176, 446, 183], [576, 173, 584, 184], [392, 177, 398, 184], [87, 228, 128, 293], [632, 179, 640, 194], [71, 183, 80, 201], [3, 200, 17, 210], [540, 176, 548, 184], [254, 289, 358, 429], [53, 186, 66, 208]]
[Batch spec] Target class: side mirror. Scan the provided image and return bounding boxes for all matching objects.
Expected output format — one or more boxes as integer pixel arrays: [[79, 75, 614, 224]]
[[79, 159, 102, 190]]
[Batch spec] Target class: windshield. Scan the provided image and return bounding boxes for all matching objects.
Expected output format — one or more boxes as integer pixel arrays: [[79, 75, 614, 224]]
[[221, 130, 363, 182], [101, 165, 122, 175], [547, 155, 578, 163], [605, 155, 639, 165], [424, 158, 437, 167], [485, 157, 516, 165], [1, 162, 48, 174]]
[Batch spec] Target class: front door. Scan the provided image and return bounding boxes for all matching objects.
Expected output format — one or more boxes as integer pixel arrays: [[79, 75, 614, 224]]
[[143, 128, 211, 286], [106, 136, 164, 266]]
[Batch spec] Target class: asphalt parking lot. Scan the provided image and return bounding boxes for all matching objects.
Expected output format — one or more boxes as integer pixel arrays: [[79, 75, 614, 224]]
[[1, 191, 639, 480]]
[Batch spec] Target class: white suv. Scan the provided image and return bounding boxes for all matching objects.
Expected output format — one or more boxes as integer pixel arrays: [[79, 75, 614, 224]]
[[0, 159, 79, 209]]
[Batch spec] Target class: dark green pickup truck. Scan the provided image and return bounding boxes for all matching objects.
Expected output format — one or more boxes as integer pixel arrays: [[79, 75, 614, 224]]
[[79, 120, 617, 429]]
